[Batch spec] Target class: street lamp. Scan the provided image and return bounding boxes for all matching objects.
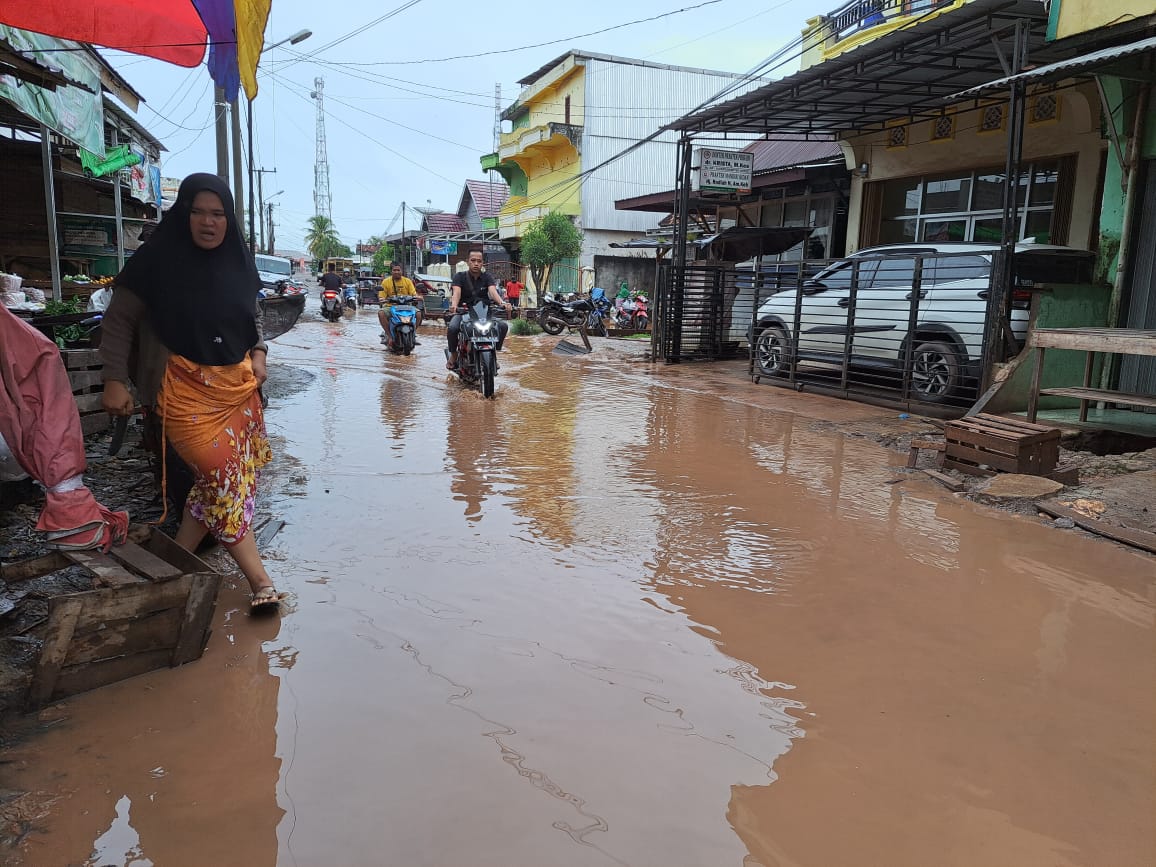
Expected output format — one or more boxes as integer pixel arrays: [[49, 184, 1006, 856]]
[[248, 29, 312, 253]]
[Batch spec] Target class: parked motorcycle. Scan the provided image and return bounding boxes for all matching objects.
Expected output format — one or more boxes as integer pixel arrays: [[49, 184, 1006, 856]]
[[588, 287, 611, 337], [384, 295, 419, 356], [539, 293, 594, 336], [632, 294, 649, 330], [447, 301, 501, 398], [320, 287, 343, 322]]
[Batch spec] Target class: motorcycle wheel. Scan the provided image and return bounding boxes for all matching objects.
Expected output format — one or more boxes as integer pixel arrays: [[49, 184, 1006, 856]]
[[589, 315, 607, 337], [540, 316, 565, 336], [399, 330, 415, 356], [479, 351, 496, 398], [636, 315, 649, 330]]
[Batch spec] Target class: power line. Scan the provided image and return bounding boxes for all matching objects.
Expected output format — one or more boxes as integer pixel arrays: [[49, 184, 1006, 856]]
[[272, 0, 730, 67], [272, 0, 426, 72]]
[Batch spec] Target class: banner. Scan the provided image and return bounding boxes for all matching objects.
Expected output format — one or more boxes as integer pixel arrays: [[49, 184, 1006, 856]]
[[0, 26, 105, 155], [430, 240, 458, 256]]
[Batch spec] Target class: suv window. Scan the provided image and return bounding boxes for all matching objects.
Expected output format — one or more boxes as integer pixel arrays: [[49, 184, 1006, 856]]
[[869, 256, 918, 288], [925, 255, 990, 285], [809, 259, 876, 290]]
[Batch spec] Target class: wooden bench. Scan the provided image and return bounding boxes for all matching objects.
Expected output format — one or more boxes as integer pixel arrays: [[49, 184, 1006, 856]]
[[1027, 328, 1156, 423]]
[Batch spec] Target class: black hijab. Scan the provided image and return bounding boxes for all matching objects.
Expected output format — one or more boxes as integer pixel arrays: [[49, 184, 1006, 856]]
[[116, 173, 260, 366]]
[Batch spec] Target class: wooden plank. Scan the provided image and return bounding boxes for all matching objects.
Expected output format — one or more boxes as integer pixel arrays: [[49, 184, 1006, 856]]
[[65, 550, 145, 588], [51, 648, 174, 702], [71, 576, 192, 631], [67, 370, 104, 391], [170, 573, 222, 666], [1039, 387, 1156, 410], [27, 596, 84, 709], [942, 458, 995, 477], [143, 531, 217, 576], [60, 348, 102, 369], [972, 413, 1059, 436], [80, 412, 111, 435], [945, 426, 1022, 456], [109, 541, 181, 580], [944, 443, 1023, 474], [1037, 502, 1156, 555], [0, 552, 70, 584], [65, 607, 183, 666], [1031, 328, 1156, 355], [957, 416, 1058, 444], [922, 469, 964, 492]]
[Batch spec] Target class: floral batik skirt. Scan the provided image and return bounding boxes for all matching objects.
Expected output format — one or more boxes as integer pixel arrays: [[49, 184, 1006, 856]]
[[156, 354, 272, 545]]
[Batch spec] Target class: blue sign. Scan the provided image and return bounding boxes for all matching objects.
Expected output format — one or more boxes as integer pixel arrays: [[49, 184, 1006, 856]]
[[430, 240, 458, 256]]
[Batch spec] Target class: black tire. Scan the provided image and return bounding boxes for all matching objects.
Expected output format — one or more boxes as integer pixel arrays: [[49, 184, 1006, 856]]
[[590, 316, 607, 337], [399, 330, 414, 356], [540, 317, 565, 336], [479, 351, 496, 398], [909, 340, 961, 402], [635, 315, 648, 330], [754, 325, 790, 377]]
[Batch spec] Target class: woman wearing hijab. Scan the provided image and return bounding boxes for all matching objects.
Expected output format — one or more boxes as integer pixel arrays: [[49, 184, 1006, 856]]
[[101, 173, 285, 612]]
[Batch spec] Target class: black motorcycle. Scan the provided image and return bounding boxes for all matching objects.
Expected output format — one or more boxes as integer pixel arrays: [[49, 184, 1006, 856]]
[[538, 293, 594, 336], [447, 301, 501, 398], [320, 287, 343, 322]]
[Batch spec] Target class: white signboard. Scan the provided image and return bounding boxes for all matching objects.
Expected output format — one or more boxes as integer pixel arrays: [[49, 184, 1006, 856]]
[[697, 148, 754, 195]]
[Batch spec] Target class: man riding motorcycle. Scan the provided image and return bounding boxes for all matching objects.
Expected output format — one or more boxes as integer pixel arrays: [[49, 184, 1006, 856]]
[[446, 250, 511, 370], [378, 262, 420, 347]]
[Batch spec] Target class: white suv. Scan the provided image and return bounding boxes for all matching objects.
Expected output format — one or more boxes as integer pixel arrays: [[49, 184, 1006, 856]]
[[751, 242, 1091, 402]]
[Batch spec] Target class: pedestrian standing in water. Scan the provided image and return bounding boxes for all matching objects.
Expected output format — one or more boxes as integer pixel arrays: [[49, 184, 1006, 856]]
[[101, 173, 286, 612]]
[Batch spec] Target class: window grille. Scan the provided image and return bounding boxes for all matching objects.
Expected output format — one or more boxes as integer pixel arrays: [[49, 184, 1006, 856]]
[[979, 104, 1005, 132], [886, 125, 908, 148], [931, 115, 955, 141]]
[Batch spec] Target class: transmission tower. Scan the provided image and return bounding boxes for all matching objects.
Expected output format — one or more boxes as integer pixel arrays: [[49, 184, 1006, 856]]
[[310, 77, 332, 221]]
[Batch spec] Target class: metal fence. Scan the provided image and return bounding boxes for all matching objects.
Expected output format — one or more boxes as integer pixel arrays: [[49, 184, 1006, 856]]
[[660, 251, 1019, 412]]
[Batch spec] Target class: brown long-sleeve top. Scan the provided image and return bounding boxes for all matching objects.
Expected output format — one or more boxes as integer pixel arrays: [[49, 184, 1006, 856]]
[[100, 288, 267, 406]]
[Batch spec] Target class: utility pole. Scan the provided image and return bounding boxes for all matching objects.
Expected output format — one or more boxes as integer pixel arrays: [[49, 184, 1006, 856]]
[[214, 87, 229, 183], [401, 202, 406, 273], [267, 202, 276, 255], [230, 99, 244, 227], [255, 168, 276, 252]]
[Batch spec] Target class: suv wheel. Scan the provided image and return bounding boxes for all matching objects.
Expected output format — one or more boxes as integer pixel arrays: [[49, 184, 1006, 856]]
[[910, 340, 960, 402], [755, 326, 789, 377]]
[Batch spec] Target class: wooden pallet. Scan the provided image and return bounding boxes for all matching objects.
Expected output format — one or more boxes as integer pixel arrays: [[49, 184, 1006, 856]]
[[0, 529, 221, 711], [62, 348, 110, 436], [943, 413, 1060, 477]]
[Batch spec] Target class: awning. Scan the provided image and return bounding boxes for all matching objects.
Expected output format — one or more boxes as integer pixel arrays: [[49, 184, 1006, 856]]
[[611, 227, 813, 260], [669, 0, 1066, 137], [952, 34, 1156, 99], [0, 38, 90, 92]]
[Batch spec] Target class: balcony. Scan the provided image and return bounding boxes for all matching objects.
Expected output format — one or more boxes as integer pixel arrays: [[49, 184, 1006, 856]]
[[802, 0, 961, 69], [498, 122, 583, 162]]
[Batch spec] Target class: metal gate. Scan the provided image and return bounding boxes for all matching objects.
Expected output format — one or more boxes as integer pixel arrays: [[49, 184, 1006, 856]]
[[657, 263, 747, 362]]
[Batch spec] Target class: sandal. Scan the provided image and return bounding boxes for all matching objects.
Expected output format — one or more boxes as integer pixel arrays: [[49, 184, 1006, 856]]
[[250, 586, 286, 613]]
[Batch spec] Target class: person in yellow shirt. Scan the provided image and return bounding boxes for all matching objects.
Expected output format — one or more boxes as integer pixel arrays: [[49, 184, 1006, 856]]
[[378, 261, 419, 347]]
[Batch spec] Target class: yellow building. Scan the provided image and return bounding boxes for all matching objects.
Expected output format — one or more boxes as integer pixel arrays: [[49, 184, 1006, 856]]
[[482, 51, 749, 294], [1050, 0, 1156, 40]]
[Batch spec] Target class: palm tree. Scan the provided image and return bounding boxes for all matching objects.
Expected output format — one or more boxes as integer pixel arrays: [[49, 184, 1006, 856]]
[[305, 215, 343, 263]]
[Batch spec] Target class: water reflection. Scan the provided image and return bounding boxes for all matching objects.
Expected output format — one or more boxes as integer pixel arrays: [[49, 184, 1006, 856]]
[[5, 594, 286, 866]]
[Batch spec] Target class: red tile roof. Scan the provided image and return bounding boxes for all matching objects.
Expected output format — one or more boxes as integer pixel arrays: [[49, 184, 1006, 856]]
[[462, 178, 510, 218], [424, 213, 468, 233], [742, 139, 843, 174]]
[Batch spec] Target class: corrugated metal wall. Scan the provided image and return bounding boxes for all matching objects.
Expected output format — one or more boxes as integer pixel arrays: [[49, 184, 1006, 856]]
[[1119, 158, 1156, 406], [580, 58, 759, 232]]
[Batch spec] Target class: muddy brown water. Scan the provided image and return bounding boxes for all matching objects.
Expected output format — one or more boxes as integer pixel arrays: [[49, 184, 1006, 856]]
[[3, 302, 1153, 867]]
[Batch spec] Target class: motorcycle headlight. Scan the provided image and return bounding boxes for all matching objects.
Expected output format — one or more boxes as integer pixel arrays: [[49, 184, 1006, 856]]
[[476, 321, 493, 333]]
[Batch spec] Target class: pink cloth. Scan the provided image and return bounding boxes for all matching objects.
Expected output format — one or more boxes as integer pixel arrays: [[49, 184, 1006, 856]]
[[0, 305, 128, 552]]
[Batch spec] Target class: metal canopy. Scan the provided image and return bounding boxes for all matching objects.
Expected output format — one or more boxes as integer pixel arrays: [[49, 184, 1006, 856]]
[[669, 0, 1062, 137], [953, 33, 1156, 99]]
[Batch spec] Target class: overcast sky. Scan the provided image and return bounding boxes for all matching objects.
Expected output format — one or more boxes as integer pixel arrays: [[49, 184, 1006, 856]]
[[106, 0, 830, 252]]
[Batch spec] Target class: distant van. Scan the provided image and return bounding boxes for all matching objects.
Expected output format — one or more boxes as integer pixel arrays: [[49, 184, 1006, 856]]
[[254, 253, 293, 290]]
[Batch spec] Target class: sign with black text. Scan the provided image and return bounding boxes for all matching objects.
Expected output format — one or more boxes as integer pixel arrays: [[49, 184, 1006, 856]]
[[696, 148, 754, 195]]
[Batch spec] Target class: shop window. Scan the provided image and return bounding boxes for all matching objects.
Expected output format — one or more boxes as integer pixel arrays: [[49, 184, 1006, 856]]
[[930, 115, 955, 141], [1030, 93, 1058, 124], [878, 160, 1065, 245], [886, 124, 908, 149], [979, 104, 1005, 133]]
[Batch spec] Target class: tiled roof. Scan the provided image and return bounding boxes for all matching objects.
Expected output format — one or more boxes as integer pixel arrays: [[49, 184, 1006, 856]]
[[424, 213, 468, 233], [743, 139, 843, 174], [462, 179, 510, 218]]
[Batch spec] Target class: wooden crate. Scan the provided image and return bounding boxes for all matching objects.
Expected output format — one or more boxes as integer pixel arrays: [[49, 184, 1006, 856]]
[[61, 348, 110, 436], [942, 413, 1060, 477], [0, 529, 221, 711]]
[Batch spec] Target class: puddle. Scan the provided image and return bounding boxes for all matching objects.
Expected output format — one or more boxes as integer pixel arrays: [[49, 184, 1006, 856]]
[[2, 301, 1153, 866]]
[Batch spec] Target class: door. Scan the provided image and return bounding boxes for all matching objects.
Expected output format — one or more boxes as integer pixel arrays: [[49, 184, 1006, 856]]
[[1120, 159, 1156, 407]]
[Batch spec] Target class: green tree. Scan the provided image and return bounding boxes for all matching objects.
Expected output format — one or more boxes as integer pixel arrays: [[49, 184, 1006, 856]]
[[305, 215, 345, 265], [371, 242, 396, 275], [520, 211, 582, 302]]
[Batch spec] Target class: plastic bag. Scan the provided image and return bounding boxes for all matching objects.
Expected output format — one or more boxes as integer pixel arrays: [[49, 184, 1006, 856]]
[[87, 286, 114, 312]]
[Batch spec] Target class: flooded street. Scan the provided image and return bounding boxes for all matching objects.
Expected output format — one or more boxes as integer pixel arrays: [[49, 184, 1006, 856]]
[[4, 301, 1154, 867]]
